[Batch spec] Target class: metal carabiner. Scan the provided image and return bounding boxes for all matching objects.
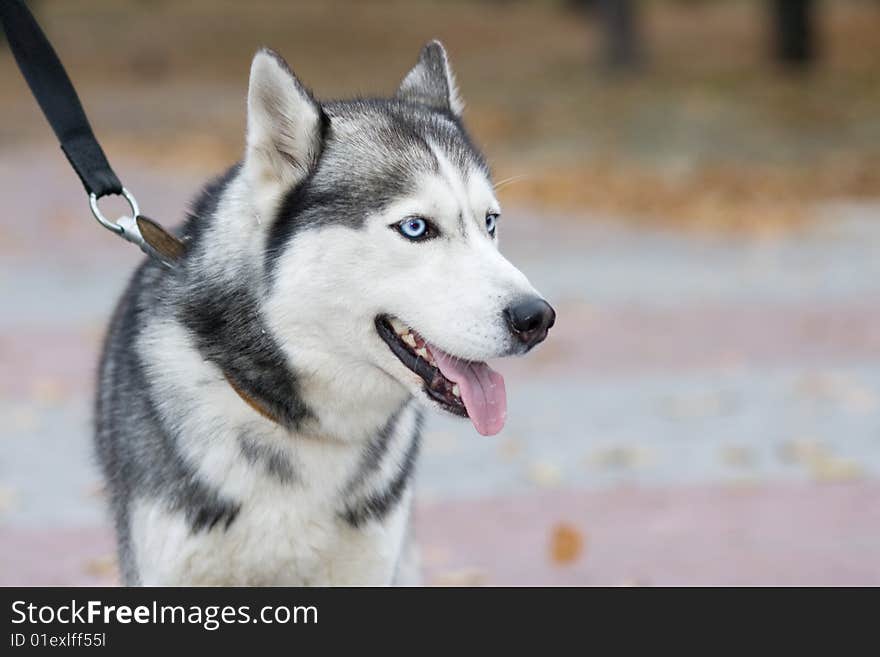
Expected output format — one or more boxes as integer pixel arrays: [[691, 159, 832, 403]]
[[88, 189, 175, 269], [88, 188, 141, 236]]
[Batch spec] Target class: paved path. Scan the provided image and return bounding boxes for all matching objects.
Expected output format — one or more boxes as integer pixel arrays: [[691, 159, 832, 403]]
[[1, 147, 878, 585]]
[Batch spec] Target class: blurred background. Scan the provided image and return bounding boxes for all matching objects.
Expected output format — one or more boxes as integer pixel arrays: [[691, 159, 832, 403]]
[[1, 0, 878, 585]]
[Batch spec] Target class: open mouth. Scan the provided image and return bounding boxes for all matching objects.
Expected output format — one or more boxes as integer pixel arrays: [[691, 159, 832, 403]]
[[376, 315, 507, 436]]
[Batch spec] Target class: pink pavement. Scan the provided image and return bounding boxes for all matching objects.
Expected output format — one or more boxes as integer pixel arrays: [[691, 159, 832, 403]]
[[3, 481, 878, 586]]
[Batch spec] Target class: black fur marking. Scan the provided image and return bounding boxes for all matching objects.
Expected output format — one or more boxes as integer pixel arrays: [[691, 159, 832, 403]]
[[239, 434, 296, 485], [343, 403, 408, 497], [188, 497, 241, 533], [172, 164, 312, 429], [342, 409, 423, 528], [178, 285, 312, 429], [95, 264, 242, 543]]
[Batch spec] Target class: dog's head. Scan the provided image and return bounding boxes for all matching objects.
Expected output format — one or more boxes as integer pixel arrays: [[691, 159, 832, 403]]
[[244, 43, 554, 436]]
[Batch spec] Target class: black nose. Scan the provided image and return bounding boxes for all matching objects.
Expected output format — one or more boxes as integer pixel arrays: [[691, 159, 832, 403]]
[[504, 297, 556, 349]]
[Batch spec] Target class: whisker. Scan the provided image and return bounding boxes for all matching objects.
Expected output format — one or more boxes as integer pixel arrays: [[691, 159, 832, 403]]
[[493, 173, 530, 192]]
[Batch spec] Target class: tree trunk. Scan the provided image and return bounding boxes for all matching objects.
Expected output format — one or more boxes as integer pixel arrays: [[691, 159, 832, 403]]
[[600, 0, 642, 71], [772, 0, 817, 69]]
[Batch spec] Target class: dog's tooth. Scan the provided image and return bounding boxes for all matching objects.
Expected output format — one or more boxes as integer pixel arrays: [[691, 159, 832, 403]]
[[389, 318, 407, 335], [416, 347, 428, 359], [452, 384, 461, 397], [402, 333, 416, 348]]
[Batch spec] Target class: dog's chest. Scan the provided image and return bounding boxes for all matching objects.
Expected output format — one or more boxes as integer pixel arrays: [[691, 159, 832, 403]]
[[131, 402, 421, 585]]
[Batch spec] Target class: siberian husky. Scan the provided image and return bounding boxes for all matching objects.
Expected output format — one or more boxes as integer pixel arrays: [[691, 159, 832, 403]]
[[95, 41, 555, 585]]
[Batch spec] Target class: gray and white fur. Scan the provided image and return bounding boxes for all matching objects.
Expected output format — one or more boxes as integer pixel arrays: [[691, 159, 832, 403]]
[[94, 42, 553, 585]]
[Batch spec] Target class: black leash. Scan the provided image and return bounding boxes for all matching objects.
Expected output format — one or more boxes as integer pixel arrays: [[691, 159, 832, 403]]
[[0, 0, 184, 266]]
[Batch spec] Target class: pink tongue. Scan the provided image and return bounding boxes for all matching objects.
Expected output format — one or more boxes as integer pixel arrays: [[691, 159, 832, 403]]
[[429, 346, 507, 436]]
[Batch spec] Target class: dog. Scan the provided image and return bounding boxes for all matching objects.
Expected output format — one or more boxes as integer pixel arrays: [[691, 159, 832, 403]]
[[94, 41, 555, 585]]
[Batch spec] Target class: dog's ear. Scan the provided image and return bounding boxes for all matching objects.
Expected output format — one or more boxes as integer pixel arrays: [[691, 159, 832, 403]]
[[396, 40, 463, 116], [245, 48, 326, 188]]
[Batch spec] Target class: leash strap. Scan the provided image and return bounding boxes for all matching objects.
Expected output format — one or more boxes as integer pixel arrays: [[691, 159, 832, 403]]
[[0, 0, 184, 266], [0, 0, 120, 196]]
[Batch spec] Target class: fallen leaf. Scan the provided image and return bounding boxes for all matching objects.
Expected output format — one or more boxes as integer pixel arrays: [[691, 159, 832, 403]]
[[588, 445, 652, 469], [83, 555, 118, 579], [549, 523, 585, 565], [527, 461, 562, 487], [778, 440, 863, 482], [794, 373, 879, 414], [430, 569, 487, 586], [778, 439, 827, 465], [808, 456, 863, 483]]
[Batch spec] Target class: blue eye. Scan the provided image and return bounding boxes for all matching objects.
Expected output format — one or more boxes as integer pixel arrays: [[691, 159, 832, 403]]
[[486, 212, 499, 235], [397, 217, 430, 240]]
